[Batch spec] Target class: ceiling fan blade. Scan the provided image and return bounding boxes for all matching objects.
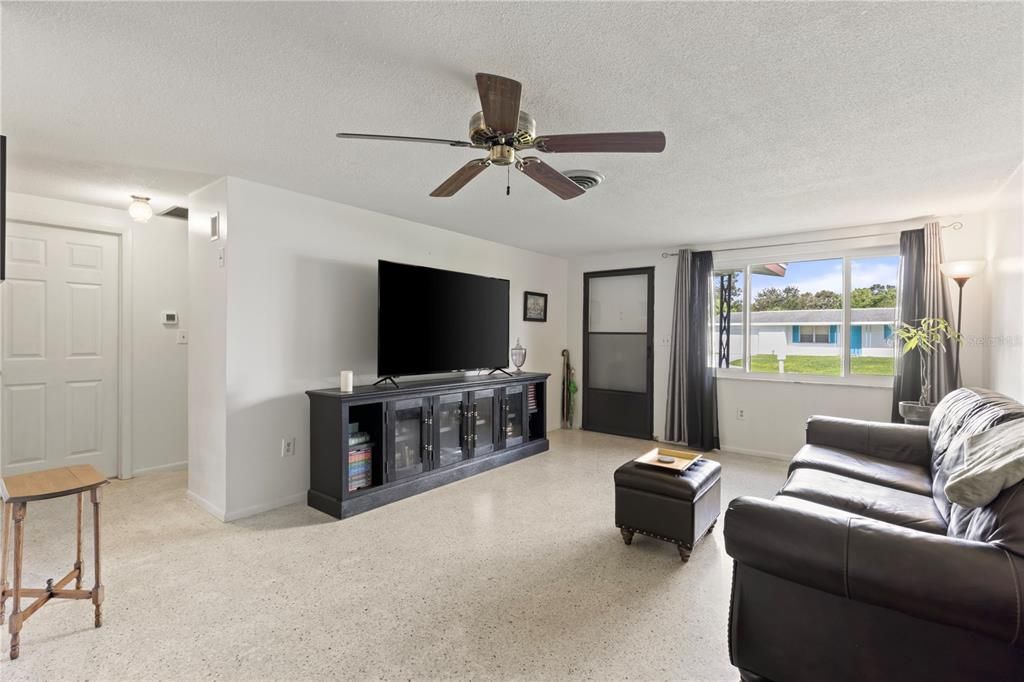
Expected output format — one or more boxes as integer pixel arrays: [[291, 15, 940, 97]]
[[475, 73, 522, 136], [430, 159, 491, 197], [534, 131, 666, 153], [336, 133, 478, 148], [517, 157, 585, 200]]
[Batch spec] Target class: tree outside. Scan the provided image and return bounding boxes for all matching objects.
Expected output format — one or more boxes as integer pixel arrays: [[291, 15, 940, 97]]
[[751, 284, 895, 311]]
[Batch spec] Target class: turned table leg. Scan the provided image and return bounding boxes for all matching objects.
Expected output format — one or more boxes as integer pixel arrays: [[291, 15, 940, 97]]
[[10, 502, 26, 659], [91, 488, 103, 628], [75, 493, 84, 589], [620, 528, 634, 546], [678, 544, 692, 562], [1, 502, 10, 625]]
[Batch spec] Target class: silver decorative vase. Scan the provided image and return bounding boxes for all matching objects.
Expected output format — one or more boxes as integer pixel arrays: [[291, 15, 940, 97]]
[[898, 401, 934, 426], [511, 338, 527, 374]]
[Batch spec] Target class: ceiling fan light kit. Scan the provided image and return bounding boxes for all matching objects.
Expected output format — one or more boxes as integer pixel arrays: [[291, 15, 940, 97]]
[[336, 73, 666, 200]]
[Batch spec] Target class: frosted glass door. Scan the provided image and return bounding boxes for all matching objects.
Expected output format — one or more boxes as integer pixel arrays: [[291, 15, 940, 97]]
[[583, 269, 654, 439]]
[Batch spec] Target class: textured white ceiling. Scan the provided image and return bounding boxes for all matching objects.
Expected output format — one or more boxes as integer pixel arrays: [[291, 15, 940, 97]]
[[3, 2, 1021, 255]]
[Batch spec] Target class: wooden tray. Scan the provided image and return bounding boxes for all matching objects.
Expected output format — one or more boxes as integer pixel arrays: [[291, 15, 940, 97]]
[[634, 447, 703, 473]]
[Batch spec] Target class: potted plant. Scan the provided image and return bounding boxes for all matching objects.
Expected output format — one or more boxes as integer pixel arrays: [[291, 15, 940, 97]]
[[893, 317, 961, 424]]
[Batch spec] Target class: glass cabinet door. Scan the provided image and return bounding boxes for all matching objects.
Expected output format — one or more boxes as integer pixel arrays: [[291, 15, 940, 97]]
[[434, 393, 466, 468], [503, 385, 525, 447], [469, 389, 497, 456], [388, 398, 429, 481]]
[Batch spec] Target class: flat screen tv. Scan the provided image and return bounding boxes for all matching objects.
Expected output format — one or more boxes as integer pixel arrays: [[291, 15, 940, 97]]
[[378, 260, 509, 377]]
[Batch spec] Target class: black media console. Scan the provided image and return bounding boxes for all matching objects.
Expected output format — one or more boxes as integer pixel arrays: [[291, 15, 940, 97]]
[[307, 372, 549, 519]]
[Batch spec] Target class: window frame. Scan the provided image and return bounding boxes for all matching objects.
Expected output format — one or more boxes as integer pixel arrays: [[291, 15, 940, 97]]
[[712, 245, 898, 388]]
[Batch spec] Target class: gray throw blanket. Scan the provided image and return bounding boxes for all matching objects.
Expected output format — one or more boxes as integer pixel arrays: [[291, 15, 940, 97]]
[[945, 419, 1024, 508]]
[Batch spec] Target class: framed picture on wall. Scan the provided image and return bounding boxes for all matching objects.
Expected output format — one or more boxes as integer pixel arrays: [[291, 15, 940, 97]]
[[523, 291, 548, 322]]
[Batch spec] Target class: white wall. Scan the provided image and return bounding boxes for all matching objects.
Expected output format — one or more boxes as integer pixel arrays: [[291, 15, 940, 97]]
[[189, 177, 569, 521], [717, 379, 891, 458], [983, 164, 1024, 400], [4, 193, 189, 475], [186, 179, 229, 517], [567, 215, 991, 458]]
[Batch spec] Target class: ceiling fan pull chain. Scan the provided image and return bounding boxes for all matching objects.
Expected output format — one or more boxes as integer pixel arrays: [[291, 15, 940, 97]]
[[506, 165, 511, 196]]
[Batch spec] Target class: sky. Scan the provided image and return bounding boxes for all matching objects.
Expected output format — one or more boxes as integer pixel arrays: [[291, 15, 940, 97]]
[[748, 256, 899, 296]]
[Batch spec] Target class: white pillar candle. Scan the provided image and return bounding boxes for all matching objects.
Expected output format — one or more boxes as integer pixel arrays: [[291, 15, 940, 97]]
[[339, 370, 354, 392]]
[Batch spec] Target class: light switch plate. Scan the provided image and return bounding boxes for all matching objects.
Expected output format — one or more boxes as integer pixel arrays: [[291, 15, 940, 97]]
[[176, 330, 189, 345]]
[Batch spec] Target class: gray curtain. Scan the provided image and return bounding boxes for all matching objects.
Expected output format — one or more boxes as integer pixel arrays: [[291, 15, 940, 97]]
[[666, 250, 718, 450], [665, 249, 691, 443], [686, 251, 718, 450], [891, 222, 957, 421], [892, 229, 924, 421], [923, 222, 957, 399]]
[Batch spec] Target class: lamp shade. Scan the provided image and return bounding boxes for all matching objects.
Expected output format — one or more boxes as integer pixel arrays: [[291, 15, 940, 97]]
[[939, 260, 986, 281]]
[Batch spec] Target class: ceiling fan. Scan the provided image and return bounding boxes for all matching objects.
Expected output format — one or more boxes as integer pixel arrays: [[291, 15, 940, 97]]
[[336, 73, 666, 200]]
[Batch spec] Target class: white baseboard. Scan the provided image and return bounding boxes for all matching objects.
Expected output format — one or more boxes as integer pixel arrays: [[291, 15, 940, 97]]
[[186, 489, 227, 521], [133, 460, 187, 476], [223, 491, 307, 522], [718, 445, 792, 462]]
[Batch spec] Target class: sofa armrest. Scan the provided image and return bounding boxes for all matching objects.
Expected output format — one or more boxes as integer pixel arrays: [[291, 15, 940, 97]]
[[805, 415, 931, 465], [725, 496, 1024, 647]]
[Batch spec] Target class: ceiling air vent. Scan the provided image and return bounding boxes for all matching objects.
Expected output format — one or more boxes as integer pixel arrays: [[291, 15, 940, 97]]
[[563, 170, 604, 191], [159, 205, 189, 220]]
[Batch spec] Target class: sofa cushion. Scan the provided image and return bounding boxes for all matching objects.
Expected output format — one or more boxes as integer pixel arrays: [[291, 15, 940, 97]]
[[777, 468, 946, 534], [790, 444, 932, 496]]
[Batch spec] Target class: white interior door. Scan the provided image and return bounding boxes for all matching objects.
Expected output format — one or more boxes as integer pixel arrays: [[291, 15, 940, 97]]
[[2, 222, 120, 476]]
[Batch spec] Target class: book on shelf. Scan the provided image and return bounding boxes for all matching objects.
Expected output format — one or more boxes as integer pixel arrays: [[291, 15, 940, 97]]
[[349, 431, 371, 446], [527, 384, 538, 412], [348, 442, 374, 492]]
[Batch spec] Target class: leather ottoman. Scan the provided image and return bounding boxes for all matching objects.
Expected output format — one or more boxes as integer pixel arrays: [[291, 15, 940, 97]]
[[614, 457, 722, 561]]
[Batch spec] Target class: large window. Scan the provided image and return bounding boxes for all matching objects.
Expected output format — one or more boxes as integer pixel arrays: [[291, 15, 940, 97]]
[[850, 255, 899, 376], [715, 251, 899, 381], [749, 258, 843, 375]]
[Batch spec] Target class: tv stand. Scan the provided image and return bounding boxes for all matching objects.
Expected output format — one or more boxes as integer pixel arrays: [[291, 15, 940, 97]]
[[307, 372, 550, 519], [488, 367, 513, 377], [372, 376, 401, 388]]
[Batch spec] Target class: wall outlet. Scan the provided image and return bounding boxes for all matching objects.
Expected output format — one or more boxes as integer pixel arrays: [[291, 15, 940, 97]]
[[176, 330, 189, 344], [281, 437, 296, 458], [736, 408, 746, 420]]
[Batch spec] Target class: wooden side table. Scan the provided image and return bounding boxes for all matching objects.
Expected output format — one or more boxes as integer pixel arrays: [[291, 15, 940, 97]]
[[0, 464, 109, 660]]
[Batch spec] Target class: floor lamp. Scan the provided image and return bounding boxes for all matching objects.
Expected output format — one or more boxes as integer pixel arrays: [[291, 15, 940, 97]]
[[939, 259, 986, 385]]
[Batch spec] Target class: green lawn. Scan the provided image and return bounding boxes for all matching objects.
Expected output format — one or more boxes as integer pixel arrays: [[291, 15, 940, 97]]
[[730, 354, 893, 376]]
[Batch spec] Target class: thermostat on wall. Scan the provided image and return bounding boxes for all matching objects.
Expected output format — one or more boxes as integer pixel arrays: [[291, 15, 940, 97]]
[[162, 311, 179, 325]]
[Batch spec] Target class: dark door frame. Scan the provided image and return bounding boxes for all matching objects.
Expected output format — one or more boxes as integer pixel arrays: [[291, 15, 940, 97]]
[[582, 266, 655, 439]]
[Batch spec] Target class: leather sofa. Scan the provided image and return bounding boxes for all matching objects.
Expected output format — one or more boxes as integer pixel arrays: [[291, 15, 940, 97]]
[[724, 388, 1024, 682]]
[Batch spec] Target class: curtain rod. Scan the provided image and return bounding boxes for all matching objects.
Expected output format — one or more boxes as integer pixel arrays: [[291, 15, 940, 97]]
[[660, 221, 963, 257]]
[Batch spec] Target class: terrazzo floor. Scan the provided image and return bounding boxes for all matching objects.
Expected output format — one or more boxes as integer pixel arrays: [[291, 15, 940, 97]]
[[0, 429, 788, 681]]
